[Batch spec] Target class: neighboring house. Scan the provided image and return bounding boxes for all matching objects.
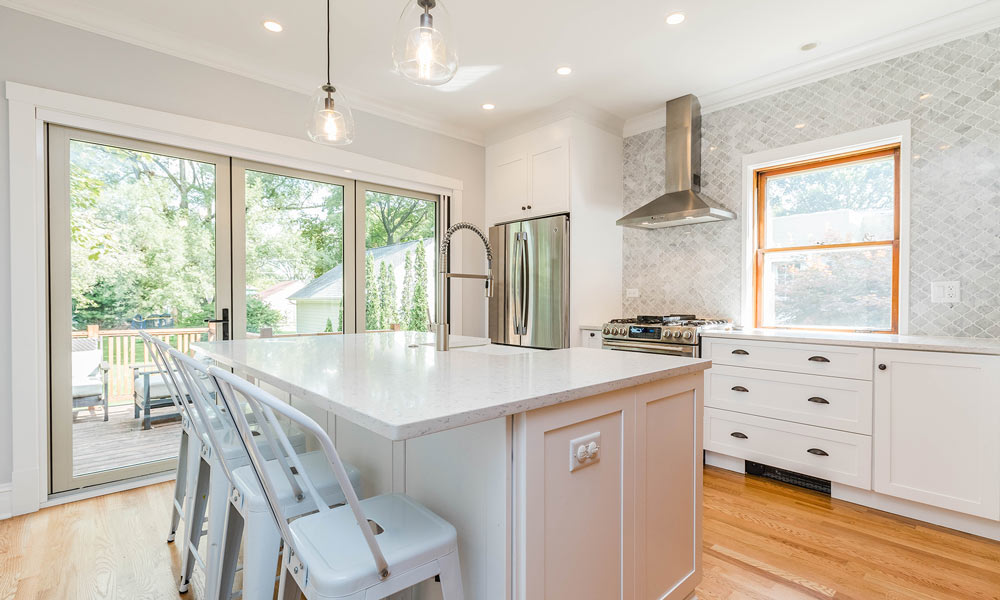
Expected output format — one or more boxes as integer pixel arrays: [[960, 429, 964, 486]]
[[289, 238, 435, 334], [258, 280, 308, 331]]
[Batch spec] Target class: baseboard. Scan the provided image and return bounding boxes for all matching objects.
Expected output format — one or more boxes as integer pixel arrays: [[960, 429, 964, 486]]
[[832, 484, 1000, 541], [0, 482, 12, 520], [704, 450, 745, 473]]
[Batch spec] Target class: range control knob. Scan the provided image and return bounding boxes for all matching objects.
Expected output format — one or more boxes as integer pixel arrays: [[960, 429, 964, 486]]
[[618, 327, 627, 336], [603, 327, 610, 335], [672, 330, 682, 339], [682, 330, 693, 340]]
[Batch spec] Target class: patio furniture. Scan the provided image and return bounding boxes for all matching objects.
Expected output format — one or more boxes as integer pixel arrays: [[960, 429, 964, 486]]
[[132, 362, 180, 430], [71, 337, 109, 421]]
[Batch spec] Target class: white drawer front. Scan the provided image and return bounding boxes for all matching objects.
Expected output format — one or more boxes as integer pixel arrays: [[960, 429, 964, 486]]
[[706, 366, 873, 434], [705, 408, 872, 489], [703, 338, 873, 380]]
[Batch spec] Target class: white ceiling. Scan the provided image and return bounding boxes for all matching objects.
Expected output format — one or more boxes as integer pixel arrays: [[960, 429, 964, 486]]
[[5, 0, 1000, 144]]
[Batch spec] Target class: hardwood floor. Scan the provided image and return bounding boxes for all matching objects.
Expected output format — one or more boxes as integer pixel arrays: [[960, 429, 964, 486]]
[[1, 467, 997, 599]]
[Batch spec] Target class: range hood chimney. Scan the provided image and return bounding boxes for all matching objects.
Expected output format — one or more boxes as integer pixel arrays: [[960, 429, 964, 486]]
[[617, 94, 735, 228]]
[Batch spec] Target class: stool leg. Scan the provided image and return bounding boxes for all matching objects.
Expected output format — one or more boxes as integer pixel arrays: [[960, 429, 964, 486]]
[[202, 461, 231, 600], [167, 429, 189, 543], [438, 551, 464, 600], [180, 456, 210, 593], [242, 508, 282, 600], [215, 501, 245, 600]]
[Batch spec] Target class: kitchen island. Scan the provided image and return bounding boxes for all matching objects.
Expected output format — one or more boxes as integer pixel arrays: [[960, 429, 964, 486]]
[[194, 331, 710, 600]]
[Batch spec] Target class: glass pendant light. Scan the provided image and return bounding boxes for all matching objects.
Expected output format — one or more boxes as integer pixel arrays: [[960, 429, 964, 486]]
[[392, 0, 458, 86], [307, 0, 355, 145]]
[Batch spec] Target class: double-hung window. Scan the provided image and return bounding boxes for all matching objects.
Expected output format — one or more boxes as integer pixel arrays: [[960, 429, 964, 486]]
[[754, 145, 901, 333]]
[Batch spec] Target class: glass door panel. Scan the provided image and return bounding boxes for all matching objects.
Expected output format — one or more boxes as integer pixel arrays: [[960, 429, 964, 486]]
[[47, 126, 231, 492], [232, 161, 355, 338], [357, 183, 440, 332]]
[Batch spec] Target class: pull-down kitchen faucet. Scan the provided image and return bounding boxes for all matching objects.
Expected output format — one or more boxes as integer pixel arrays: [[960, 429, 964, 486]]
[[435, 222, 493, 351]]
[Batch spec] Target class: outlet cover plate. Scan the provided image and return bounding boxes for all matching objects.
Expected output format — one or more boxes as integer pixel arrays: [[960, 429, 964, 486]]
[[569, 431, 601, 472], [931, 281, 961, 303], [626, 288, 639, 298]]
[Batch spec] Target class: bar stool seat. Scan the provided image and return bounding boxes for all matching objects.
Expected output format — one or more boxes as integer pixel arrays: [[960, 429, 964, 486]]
[[287, 493, 459, 598], [230, 451, 361, 512]]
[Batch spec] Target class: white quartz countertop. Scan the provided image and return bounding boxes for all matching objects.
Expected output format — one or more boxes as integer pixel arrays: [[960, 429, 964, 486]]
[[703, 328, 1000, 356], [193, 332, 710, 440]]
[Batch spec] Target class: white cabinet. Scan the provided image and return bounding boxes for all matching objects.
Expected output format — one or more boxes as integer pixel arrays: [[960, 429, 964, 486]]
[[872, 349, 1000, 520], [487, 141, 569, 225], [579, 327, 603, 349]]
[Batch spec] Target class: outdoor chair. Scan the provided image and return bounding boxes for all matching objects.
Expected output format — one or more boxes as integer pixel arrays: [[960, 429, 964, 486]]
[[71, 337, 109, 421]]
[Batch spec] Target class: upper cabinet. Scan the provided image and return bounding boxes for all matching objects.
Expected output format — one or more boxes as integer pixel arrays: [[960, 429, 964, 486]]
[[872, 349, 1000, 520], [488, 140, 569, 225]]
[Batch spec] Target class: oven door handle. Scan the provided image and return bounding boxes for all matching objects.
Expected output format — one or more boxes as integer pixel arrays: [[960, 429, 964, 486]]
[[601, 339, 696, 356]]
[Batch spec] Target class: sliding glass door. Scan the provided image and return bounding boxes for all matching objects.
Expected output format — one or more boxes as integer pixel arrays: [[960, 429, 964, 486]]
[[47, 130, 441, 493], [47, 126, 232, 493]]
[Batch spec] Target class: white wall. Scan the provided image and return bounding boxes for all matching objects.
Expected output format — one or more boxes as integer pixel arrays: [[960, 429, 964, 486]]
[[0, 6, 486, 487]]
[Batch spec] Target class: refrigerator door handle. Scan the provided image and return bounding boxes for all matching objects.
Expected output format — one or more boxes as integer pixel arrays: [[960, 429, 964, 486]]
[[513, 231, 523, 335], [520, 234, 529, 335]]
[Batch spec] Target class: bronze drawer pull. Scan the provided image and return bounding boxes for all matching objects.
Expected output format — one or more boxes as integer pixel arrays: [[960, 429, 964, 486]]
[[807, 448, 829, 456], [808, 356, 830, 363], [731, 349, 750, 355], [730, 432, 748, 439], [731, 386, 749, 393], [807, 396, 830, 404]]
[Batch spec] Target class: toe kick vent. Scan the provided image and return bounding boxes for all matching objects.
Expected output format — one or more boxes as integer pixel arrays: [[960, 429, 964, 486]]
[[745, 461, 831, 495]]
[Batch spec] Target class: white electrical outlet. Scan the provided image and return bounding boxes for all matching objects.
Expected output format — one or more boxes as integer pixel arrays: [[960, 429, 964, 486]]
[[931, 281, 961, 303], [569, 431, 601, 472], [626, 288, 640, 298]]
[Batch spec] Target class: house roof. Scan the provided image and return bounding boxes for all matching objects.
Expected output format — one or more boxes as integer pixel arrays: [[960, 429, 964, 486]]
[[289, 238, 434, 302]]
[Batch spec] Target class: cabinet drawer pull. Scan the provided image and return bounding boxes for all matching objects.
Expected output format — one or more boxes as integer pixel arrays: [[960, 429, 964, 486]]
[[731, 349, 750, 355], [807, 396, 830, 404], [731, 386, 749, 393], [808, 355, 830, 363], [730, 432, 748, 439], [807, 448, 829, 456]]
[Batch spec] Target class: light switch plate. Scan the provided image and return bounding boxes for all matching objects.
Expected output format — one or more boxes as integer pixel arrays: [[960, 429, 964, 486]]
[[931, 281, 961, 303], [569, 431, 601, 472], [626, 288, 640, 298]]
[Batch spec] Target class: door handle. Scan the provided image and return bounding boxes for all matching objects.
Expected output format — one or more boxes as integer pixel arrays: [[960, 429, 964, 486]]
[[731, 386, 749, 393], [808, 355, 830, 363], [204, 308, 230, 341], [512, 232, 523, 335], [731, 349, 749, 355], [730, 432, 748, 439], [807, 448, 829, 456], [519, 234, 529, 335], [807, 396, 830, 404]]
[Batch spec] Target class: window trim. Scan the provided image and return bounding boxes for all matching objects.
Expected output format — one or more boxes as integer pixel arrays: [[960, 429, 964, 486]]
[[739, 122, 911, 334]]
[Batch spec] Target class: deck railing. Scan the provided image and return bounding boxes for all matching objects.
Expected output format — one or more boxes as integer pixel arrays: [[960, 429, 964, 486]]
[[72, 326, 212, 402]]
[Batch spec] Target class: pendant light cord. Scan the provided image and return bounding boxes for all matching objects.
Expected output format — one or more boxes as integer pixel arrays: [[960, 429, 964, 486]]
[[326, 0, 331, 86]]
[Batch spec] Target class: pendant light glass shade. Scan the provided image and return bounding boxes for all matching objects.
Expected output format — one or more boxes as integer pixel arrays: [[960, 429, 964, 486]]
[[392, 0, 458, 86], [307, 84, 355, 145]]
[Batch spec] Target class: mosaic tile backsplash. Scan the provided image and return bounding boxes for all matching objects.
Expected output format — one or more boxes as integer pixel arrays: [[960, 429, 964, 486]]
[[622, 28, 1000, 338]]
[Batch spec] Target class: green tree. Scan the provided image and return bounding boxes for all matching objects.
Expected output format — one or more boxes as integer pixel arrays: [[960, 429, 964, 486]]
[[399, 251, 414, 327], [409, 241, 430, 331], [324, 318, 334, 333], [247, 295, 282, 334], [378, 261, 397, 327], [337, 300, 344, 333], [365, 254, 382, 330], [365, 192, 436, 248]]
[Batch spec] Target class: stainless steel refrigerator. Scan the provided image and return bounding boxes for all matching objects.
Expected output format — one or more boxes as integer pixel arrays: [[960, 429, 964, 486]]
[[488, 214, 570, 349]]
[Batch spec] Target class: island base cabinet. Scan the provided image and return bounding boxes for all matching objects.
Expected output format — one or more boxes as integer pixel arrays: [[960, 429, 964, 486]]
[[873, 350, 1000, 520], [514, 373, 703, 600]]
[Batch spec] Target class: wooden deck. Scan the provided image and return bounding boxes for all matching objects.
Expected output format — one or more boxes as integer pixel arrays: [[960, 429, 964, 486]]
[[73, 403, 182, 477]]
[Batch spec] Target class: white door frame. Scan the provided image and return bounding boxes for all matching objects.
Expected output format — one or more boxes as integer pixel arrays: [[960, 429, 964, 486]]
[[5, 81, 466, 515]]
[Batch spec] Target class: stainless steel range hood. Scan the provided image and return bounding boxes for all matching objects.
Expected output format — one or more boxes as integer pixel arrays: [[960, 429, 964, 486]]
[[617, 94, 735, 229]]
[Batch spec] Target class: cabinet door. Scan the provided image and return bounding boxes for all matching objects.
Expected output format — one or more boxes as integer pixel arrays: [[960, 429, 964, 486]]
[[873, 350, 1000, 519], [527, 142, 569, 217], [580, 328, 603, 349], [490, 154, 528, 224]]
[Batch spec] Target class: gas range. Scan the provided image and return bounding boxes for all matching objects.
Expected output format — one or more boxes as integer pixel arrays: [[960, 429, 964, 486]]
[[601, 315, 732, 357]]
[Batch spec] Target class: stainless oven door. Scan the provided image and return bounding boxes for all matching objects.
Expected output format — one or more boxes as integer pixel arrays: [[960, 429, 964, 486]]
[[601, 339, 698, 357]]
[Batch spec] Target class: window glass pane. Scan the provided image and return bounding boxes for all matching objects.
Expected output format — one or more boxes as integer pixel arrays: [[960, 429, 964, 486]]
[[363, 191, 437, 332], [244, 170, 344, 335], [765, 156, 895, 248], [760, 246, 893, 330]]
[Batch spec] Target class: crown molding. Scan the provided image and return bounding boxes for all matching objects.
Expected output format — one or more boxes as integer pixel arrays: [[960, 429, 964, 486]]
[[623, 2, 1000, 137], [0, 0, 487, 146], [483, 98, 624, 146]]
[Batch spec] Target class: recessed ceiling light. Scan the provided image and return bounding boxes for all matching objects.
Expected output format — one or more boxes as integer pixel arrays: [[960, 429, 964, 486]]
[[555, 66, 573, 76], [344, 169, 353, 173], [262, 20, 283, 33], [794, 123, 806, 129], [665, 12, 686, 25], [919, 93, 932, 100], [800, 42, 818, 51], [482, 103, 496, 111]]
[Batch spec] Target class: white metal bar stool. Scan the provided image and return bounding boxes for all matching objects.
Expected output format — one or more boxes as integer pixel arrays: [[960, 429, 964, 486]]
[[210, 366, 464, 600], [171, 349, 362, 600]]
